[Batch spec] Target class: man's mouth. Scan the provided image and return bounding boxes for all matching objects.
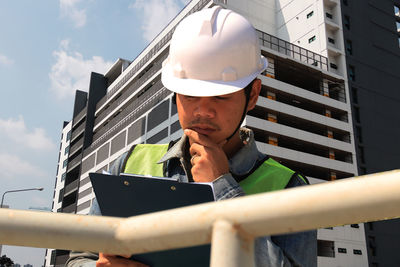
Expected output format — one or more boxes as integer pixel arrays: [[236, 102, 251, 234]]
[[190, 125, 217, 136]]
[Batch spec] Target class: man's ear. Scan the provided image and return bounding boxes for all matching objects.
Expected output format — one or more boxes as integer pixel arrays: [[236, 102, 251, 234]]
[[247, 79, 261, 111]]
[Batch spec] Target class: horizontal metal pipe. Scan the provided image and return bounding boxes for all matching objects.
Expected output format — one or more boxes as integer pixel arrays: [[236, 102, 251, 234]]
[[0, 170, 399, 256]]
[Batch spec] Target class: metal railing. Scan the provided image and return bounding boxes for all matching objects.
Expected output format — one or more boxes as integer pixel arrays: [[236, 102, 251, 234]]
[[94, 54, 167, 127], [1, 170, 400, 267], [69, 138, 84, 157], [72, 106, 87, 128], [71, 122, 86, 142], [84, 82, 171, 157], [257, 30, 329, 71]]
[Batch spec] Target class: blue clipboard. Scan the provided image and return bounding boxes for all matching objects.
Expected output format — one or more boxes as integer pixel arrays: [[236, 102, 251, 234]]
[[89, 172, 215, 267]]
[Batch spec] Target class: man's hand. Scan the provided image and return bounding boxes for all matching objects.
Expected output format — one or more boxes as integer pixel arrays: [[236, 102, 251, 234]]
[[184, 129, 229, 182], [96, 253, 148, 267]]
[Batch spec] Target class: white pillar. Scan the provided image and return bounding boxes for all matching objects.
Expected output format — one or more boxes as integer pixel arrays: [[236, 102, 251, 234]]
[[210, 220, 255, 267]]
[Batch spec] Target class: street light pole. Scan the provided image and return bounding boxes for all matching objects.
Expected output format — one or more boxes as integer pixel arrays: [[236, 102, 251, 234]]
[[1, 187, 44, 208]]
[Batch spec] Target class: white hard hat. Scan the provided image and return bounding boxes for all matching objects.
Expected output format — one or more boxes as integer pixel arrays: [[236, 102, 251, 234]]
[[161, 6, 267, 97]]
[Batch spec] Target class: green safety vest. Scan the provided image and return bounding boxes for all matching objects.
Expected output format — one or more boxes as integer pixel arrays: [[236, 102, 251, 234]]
[[123, 144, 306, 195]]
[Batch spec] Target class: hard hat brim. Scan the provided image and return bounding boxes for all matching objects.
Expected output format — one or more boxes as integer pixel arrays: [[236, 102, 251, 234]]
[[161, 56, 268, 97]]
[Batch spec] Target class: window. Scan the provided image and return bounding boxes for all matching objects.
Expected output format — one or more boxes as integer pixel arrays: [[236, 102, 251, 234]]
[[348, 65, 355, 81], [353, 249, 362, 255], [346, 40, 353, 55], [63, 159, 68, 168], [351, 224, 360, 228], [344, 15, 350, 30], [328, 37, 335, 44], [308, 35, 316, 43], [318, 240, 335, 257], [66, 130, 72, 141], [307, 11, 314, 19], [326, 12, 333, 19], [395, 5, 399, 16], [64, 145, 70, 155], [61, 172, 66, 182], [330, 63, 338, 69], [58, 188, 64, 203], [338, 248, 347, 253]]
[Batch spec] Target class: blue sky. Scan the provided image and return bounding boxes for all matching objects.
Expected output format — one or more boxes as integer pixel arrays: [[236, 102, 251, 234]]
[[0, 0, 188, 265]]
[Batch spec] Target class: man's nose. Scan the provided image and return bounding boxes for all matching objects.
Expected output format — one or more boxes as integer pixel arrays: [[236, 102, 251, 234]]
[[193, 98, 215, 118]]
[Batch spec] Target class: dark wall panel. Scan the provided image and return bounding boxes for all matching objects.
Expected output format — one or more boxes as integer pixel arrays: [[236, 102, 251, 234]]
[[81, 154, 95, 174], [96, 142, 110, 165], [147, 100, 169, 132], [128, 117, 146, 144], [147, 127, 168, 144], [111, 130, 126, 155]]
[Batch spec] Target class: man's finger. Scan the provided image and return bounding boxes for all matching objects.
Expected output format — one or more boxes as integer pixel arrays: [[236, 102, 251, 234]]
[[189, 142, 206, 157], [184, 129, 215, 147]]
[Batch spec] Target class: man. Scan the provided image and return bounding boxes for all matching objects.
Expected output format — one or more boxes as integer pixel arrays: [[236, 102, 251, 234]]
[[67, 6, 316, 267]]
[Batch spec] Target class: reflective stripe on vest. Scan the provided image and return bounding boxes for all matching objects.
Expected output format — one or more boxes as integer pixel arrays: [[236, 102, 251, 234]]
[[239, 158, 294, 195], [123, 144, 301, 194], [123, 144, 169, 177]]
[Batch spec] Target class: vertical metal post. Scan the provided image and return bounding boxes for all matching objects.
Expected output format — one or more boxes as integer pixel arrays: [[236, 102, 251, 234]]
[[210, 220, 255, 267]]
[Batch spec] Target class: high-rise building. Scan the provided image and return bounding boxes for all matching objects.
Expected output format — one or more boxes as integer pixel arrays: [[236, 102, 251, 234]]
[[44, 121, 72, 266], [339, 0, 400, 266], [44, 0, 398, 265]]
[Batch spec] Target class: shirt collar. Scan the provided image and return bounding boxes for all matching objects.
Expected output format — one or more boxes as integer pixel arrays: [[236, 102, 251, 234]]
[[159, 128, 261, 176]]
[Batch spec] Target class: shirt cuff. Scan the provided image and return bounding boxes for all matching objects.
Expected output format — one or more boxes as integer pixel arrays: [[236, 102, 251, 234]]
[[212, 173, 245, 200]]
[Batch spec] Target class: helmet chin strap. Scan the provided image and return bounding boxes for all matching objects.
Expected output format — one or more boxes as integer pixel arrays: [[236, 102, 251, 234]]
[[224, 88, 251, 142]]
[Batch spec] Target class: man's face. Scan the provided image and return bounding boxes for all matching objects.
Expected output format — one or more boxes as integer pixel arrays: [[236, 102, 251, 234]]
[[176, 90, 247, 144]]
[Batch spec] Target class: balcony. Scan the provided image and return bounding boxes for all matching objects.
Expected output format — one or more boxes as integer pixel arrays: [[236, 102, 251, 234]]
[[84, 81, 171, 157], [69, 138, 83, 156], [71, 121, 85, 142], [62, 203, 76, 213], [323, 0, 339, 8], [257, 30, 328, 71], [325, 17, 340, 32], [67, 156, 81, 172], [72, 106, 87, 128], [94, 54, 167, 128], [64, 179, 79, 196]]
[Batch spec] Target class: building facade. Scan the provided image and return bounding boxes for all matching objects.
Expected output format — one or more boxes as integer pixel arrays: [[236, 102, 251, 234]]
[[44, 121, 72, 265], [43, 0, 400, 266], [340, 0, 400, 266]]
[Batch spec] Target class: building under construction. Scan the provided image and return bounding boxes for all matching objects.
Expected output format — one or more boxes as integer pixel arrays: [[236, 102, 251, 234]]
[[45, 0, 400, 266]]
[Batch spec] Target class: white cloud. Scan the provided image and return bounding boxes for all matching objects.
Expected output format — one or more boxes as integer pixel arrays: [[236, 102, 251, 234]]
[[0, 116, 55, 151], [60, 0, 87, 28], [0, 53, 13, 66], [130, 0, 186, 42], [0, 153, 48, 180], [49, 39, 113, 99]]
